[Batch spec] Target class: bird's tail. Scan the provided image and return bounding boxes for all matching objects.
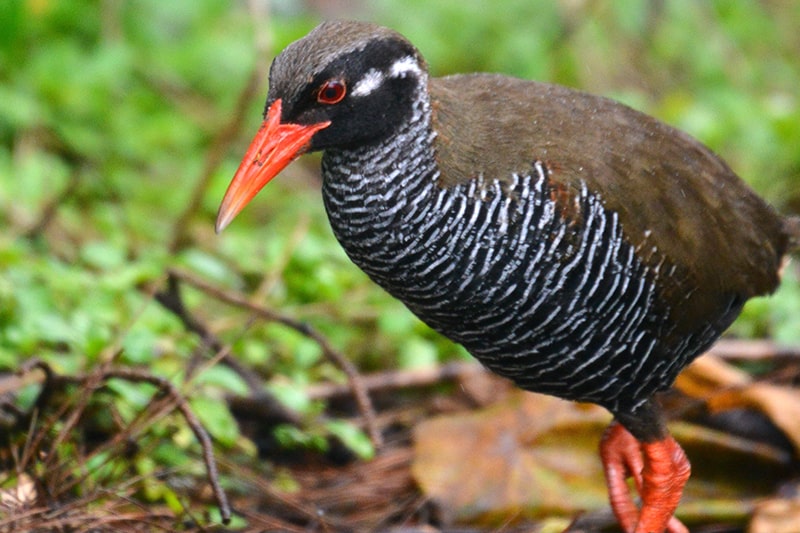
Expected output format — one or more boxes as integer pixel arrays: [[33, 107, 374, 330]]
[[785, 215, 800, 253]]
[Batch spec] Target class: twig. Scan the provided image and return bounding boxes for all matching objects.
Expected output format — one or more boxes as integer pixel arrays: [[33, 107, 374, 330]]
[[168, 267, 384, 449], [168, 1, 273, 253], [153, 272, 302, 429], [103, 367, 231, 524], [22, 171, 81, 240], [153, 274, 264, 393], [709, 339, 800, 362], [13, 359, 232, 525], [305, 362, 484, 400]]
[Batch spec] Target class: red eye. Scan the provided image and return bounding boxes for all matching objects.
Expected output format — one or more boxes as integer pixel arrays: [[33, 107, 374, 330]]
[[317, 79, 347, 104]]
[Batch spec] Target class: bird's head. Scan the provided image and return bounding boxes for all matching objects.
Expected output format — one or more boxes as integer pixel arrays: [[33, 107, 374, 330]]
[[215, 21, 427, 232]]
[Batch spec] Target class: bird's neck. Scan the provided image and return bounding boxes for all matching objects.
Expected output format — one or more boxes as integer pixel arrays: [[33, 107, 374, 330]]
[[322, 80, 437, 187], [320, 77, 440, 258]]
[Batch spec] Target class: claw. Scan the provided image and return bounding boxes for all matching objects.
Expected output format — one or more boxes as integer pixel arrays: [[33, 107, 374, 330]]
[[599, 422, 690, 533]]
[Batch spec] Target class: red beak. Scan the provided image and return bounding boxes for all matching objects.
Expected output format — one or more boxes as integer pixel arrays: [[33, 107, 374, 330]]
[[215, 99, 331, 233]]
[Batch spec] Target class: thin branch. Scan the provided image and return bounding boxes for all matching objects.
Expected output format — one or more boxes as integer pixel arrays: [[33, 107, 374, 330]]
[[168, 267, 384, 449], [305, 361, 484, 400], [153, 274, 264, 393], [102, 367, 231, 524], [21, 171, 82, 240], [709, 339, 800, 362], [168, 1, 273, 253], [12, 359, 232, 525]]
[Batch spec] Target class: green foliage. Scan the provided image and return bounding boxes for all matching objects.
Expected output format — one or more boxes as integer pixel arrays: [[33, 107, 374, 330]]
[[273, 423, 328, 453], [1, 0, 799, 525], [190, 396, 241, 447], [325, 419, 375, 460]]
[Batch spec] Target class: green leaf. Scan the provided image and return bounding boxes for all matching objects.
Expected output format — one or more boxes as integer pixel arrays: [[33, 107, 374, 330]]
[[178, 249, 238, 285], [121, 328, 159, 365], [325, 420, 375, 460], [266, 381, 314, 414], [80, 241, 126, 270], [189, 395, 240, 447], [193, 364, 250, 396], [106, 378, 158, 413], [273, 423, 327, 453], [398, 338, 439, 369]]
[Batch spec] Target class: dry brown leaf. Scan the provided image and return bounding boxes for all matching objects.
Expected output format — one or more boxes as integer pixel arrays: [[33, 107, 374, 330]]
[[677, 354, 800, 452], [675, 353, 750, 394], [749, 488, 800, 533], [411, 390, 612, 523], [0, 473, 37, 510], [412, 372, 787, 527], [709, 384, 800, 452]]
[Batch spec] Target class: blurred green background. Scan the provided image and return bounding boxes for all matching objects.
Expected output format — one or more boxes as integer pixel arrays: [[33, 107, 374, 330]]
[[2, 0, 799, 376], [1, 0, 799, 527]]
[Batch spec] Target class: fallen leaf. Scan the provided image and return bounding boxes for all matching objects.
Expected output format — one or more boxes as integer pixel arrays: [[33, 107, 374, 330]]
[[412, 374, 789, 527], [0, 473, 37, 510], [675, 353, 750, 393], [412, 390, 612, 524], [749, 486, 800, 533], [677, 354, 800, 452], [670, 421, 789, 497], [710, 384, 800, 452]]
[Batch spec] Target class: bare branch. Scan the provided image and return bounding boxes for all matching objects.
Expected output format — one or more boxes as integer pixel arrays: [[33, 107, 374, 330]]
[[305, 361, 484, 400], [153, 273, 264, 393], [709, 339, 800, 362], [11, 359, 232, 525], [101, 367, 231, 524], [168, 267, 384, 449], [168, 1, 273, 253]]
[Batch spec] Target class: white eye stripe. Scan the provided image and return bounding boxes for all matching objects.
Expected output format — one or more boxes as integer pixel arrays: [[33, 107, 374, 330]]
[[390, 56, 422, 77], [351, 56, 423, 97], [352, 68, 384, 96]]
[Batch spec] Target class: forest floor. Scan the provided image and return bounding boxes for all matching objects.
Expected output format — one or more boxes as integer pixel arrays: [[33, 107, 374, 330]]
[[2, 338, 800, 533]]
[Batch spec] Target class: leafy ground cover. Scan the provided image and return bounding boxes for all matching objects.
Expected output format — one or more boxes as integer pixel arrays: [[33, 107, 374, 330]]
[[1, 1, 800, 531]]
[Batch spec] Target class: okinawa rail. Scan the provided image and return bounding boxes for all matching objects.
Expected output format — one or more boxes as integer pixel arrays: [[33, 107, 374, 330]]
[[215, 21, 800, 533]]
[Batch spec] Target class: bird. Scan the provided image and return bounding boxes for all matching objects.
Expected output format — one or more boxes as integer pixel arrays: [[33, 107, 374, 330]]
[[215, 20, 799, 533]]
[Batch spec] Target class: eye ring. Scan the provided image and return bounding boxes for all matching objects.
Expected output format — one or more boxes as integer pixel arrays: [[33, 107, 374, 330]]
[[317, 79, 347, 104]]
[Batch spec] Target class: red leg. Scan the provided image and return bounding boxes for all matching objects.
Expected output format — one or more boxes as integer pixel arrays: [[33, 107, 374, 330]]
[[637, 438, 690, 533], [600, 423, 644, 533], [599, 422, 691, 533]]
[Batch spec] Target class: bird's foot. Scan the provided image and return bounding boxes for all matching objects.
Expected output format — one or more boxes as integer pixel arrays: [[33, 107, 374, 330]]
[[599, 422, 691, 533]]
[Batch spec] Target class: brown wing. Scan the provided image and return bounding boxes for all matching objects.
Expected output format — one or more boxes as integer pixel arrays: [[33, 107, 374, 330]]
[[429, 74, 789, 334]]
